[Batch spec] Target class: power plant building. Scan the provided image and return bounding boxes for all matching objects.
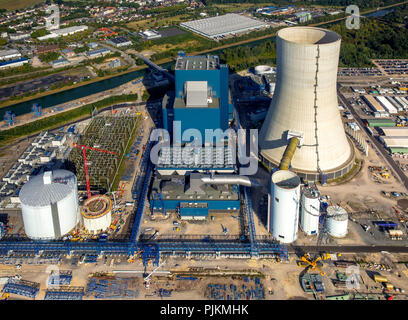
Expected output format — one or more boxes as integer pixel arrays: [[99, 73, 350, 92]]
[[151, 54, 243, 219], [259, 27, 354, 182], [162, 55, 232, 143]]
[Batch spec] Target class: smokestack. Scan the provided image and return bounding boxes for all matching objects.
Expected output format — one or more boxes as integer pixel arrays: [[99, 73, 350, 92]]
[[259, 27, 354, 181]]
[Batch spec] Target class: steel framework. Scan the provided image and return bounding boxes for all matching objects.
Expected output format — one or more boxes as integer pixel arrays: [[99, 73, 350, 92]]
[[0, 139, 288, 265]]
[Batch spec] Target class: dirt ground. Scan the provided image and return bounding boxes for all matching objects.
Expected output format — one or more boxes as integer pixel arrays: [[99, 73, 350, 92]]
[[2, 251, 408, 300]]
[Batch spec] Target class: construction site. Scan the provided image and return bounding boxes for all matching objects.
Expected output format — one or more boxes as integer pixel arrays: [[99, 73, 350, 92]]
[[1, 26, 408, 301]]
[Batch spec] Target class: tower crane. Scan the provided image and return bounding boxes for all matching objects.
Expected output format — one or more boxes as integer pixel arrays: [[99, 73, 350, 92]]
[[72, 143, 117, 199]]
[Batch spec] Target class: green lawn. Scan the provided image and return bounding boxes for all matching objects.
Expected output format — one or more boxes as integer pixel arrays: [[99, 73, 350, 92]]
[[0, 0, 44, 11]]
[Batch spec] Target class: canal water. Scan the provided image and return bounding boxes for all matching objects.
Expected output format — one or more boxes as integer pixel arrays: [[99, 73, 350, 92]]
[[0, 6, 396, 119]]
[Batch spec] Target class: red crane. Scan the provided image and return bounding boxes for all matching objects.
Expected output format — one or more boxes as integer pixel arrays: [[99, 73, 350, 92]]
[[72, 143, 117, 199]]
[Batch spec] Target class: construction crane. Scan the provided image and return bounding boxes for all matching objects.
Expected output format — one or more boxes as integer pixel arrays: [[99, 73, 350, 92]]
[[72, 143, 117, 199], [143, 261, 164, 289], [118, 182, 125, 198], [298, 253, 330, 276]]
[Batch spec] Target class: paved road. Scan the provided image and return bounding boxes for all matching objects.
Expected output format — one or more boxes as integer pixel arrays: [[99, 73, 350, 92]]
[[337, 86, 408, 191]]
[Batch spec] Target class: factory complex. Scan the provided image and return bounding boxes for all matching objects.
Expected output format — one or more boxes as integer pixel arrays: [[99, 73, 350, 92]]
[[1, 25, 408, 301]]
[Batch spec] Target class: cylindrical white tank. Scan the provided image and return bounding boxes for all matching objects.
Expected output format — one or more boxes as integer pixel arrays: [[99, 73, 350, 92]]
[[254, 65, 274, 75], [19, 170, 79, 240], [300, 188, 320, 235], [269, 170, 301, 243], [326, 205, 348, 238], [81, 195, 112, 234], [259, 27, 354, 178]]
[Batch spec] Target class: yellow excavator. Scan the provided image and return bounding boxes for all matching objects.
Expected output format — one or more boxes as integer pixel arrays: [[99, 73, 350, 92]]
[[297, 253, 331, 276]]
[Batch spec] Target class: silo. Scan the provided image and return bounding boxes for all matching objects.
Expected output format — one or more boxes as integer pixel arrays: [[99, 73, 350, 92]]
[[269, 170, 300, 243], [300, 187, 320, 235], [81, 194, 112, 234], [19, 170, 79, 240], [259, 27, 354, 181], [326, 205, 348, 238]]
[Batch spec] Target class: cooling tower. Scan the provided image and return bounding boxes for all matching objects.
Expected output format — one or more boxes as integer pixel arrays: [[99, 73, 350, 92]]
[[259, 27, 354, 181]]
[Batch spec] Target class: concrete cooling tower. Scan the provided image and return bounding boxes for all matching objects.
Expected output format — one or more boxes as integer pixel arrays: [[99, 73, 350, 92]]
[[259, 27, 354, 181]]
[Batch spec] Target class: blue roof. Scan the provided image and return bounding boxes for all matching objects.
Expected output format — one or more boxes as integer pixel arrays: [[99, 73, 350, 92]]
[[0, 58, 28, 67]]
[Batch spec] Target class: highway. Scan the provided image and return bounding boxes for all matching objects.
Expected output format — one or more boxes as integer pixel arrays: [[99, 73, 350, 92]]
[[337, 86, 408, 190]]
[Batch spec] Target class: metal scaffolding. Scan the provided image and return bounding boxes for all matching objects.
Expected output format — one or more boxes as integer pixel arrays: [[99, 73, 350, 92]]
[[0, 138, 288, 264], [68, 114, 139, 193], [44, 286, 84, 300], [2, 279, 40, 299]]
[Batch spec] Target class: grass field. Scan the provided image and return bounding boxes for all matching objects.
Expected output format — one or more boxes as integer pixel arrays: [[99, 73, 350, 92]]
[[0, 0, 44, 11]]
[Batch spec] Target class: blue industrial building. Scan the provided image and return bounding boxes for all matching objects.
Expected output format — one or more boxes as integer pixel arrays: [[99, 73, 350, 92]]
[[152, 54, 242, 219], [162, 55, 233, 144]]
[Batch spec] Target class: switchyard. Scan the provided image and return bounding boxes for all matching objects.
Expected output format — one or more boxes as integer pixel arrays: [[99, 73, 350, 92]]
[[68, 113, 140, 194]]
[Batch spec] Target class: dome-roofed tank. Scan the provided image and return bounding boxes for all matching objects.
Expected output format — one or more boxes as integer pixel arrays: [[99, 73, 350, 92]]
[[19, 170, 79, 240], [326, 205, 348, 238]]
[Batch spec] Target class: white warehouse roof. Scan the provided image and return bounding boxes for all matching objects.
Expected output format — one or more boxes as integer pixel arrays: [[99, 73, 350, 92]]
[[380, 136, 408, 148], [19, 169, 77, 207], [180, 13, 268, 39], [380, 127, 408, 136]]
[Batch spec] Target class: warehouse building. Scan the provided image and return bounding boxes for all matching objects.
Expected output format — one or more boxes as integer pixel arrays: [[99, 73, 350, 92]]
[[38, 25, 89, 41], [51, 58, 70, 68], [379, 136, 408, 149], [180, 13, 268, 40], [9, 32, 31, 41], [379, 127, 408, 136], [362, 95, 389, 117], [376, 96, 398, 114], [0, 49, 21, 61], [86, 48, 111, 58], [106, 36, 132, 48], [0, 58, 28, 69], [139, 30, 162, 40]]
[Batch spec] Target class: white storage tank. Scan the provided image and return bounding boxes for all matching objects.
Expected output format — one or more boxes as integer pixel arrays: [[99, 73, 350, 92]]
[[254, 65, 274, 75], [269, 170, 301, 243], [81, 195, 112, 234], [300, 187, 320, 235], [326, 205, 348, 238], [19, 170, 79, 240]]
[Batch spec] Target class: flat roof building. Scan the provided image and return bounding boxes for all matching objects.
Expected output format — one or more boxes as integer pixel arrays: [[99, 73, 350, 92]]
[[0, 58, 28, 69], [86, 47, 111, 58], [106, 36, 132, 48], [180, 13, 268, 40], [139, 30, 162, 40], [38, 25, 88, 41], [0, 49, 21, 61], [380, 136, 408, 148]]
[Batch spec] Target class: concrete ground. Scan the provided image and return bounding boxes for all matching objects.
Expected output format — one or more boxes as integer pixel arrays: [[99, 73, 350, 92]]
[[2, 251, 408, 300]]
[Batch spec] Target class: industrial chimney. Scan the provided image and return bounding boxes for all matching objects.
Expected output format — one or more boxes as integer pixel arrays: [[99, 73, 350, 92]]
[[259, 27, 354, 182]]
